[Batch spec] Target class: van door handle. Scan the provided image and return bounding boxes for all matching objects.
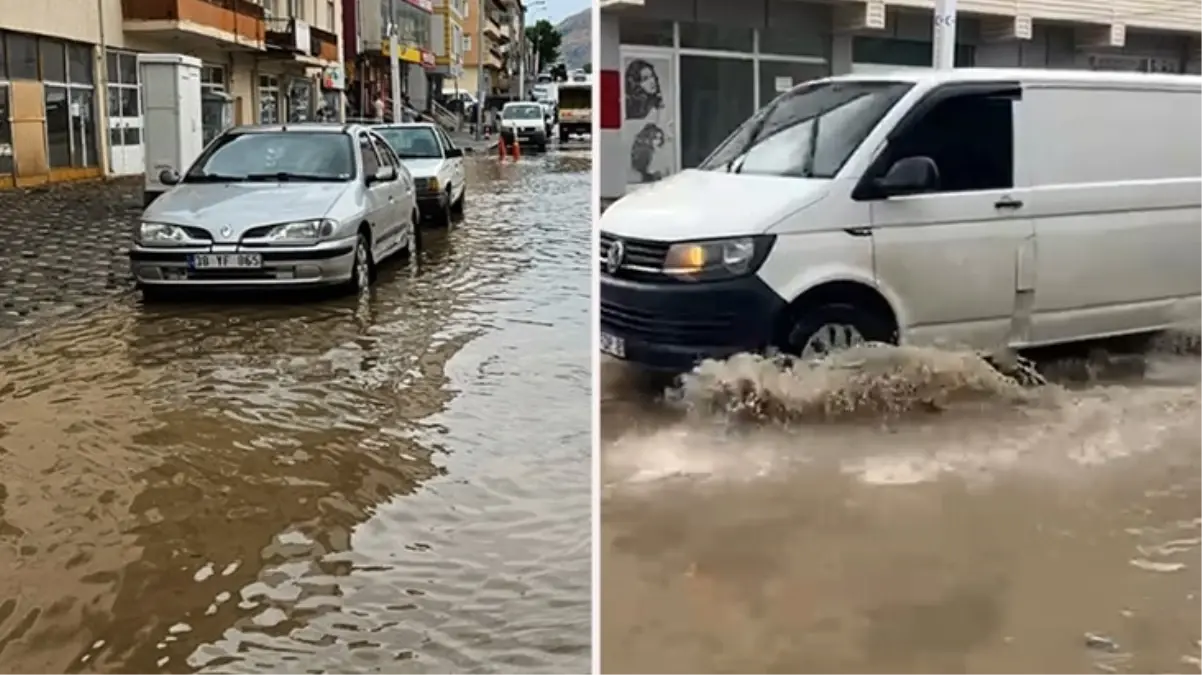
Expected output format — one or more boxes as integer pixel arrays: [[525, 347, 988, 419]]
[[994, 197, 1024, 210]]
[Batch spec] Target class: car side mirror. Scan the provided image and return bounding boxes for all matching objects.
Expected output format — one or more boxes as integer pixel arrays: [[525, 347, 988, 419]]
[[159, 169, 181, 186], [873, 156, 939, 197], [368, 165, 397, 184], [445, 147, 463, 158]]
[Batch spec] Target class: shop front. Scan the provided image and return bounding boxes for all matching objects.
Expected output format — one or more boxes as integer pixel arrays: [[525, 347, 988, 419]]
[[0, 29, 102, 188], [598, 0, 1201, 202]]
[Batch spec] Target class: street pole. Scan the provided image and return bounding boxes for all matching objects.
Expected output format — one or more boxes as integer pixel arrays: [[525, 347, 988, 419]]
[[932, 0, 958, 69], [388, 0, 403, 121], [517, 4, 525, 99], [473, 0, 486, 139]]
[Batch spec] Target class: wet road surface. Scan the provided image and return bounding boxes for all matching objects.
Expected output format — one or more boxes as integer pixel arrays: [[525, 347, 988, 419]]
[[0, 151, 592, 673], [601, 338, 1201, 673]]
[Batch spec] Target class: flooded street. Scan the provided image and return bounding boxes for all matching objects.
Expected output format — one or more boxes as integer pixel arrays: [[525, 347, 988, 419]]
[[0, 152, 591, 673], [601, 340, 1201, 673]]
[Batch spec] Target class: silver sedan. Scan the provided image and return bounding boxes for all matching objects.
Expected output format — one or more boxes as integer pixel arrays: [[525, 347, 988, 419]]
[[129, 124, 420, 298]]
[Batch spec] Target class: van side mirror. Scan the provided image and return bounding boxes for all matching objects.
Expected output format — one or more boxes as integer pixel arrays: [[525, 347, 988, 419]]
[[159, 169, 181, 186], [874, 156, 940, 197]]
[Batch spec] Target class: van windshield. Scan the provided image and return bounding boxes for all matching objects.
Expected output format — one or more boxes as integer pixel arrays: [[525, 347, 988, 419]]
[[700, 80, 913, 179]]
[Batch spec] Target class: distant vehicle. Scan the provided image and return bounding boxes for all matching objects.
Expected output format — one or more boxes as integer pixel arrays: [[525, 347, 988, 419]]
[[555, 80, 591, 143], [441, 89, 477, 116], [374, 122, 467, 227], [130, 124, 420, 298], [536, 73, 553, 85], [500, 101, 549, 152]]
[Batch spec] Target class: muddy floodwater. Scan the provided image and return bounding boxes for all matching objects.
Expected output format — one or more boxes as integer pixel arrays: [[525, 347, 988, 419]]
[[601, 337, 1201, 674], [0, 152, 592, 673]]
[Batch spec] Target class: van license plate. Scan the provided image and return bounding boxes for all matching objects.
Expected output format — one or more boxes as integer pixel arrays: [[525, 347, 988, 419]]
[[190, 253, 263, 269], [600, 332, 625, 359]]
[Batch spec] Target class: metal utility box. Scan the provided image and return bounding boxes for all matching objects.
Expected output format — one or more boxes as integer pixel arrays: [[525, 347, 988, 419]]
[[138, 53, 203, 208]]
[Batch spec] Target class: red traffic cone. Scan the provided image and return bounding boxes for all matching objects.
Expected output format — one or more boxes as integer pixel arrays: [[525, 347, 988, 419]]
[[512, 135, 521, 159], [498, 134, 507, 159]]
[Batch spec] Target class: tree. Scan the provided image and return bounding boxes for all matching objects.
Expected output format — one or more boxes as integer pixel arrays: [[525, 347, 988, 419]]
[[582, 63, 592, 73], [525, 19, 562, 73]]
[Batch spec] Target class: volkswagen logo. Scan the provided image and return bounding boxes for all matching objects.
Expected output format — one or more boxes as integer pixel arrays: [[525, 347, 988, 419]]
[[605, 239, 625, 275], [220, 225, 232, 239]]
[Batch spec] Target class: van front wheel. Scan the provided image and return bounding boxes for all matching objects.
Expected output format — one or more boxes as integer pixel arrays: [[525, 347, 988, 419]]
[[781, 304, 894, 361]]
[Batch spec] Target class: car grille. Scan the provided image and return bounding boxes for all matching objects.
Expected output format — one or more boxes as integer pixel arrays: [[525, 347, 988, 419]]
[[599, 299, 738, 346], [181, 226, 213, 240], [599, 233, 670, 280]]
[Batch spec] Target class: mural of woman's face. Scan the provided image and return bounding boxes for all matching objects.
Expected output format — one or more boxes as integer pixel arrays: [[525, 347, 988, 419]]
[[638, 67, 658, 95]]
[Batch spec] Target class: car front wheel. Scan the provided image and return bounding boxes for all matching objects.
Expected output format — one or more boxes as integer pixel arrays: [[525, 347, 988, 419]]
[[344, 232, 373, 294]]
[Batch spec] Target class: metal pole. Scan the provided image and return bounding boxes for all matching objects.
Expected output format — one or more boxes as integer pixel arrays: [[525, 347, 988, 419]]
[[932, 0, 958, 69], [389, 0, 403, 121], [517, 4, 525, 99], [473, 0, 486, 139]]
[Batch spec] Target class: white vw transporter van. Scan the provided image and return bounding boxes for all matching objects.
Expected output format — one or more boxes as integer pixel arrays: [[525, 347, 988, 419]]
[[599, 68, 1201, 372]]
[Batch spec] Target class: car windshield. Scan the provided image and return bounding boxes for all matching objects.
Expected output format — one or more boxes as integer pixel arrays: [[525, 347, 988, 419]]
[[504, 105, 542, 120], [700, 80, 914, 179], [185, 131, 354, 182], [376, 127, 443, 159]]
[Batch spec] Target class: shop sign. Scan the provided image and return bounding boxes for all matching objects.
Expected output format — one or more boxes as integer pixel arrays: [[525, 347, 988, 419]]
[[321, 65, 346, 90], [381, 42, 437, 68]]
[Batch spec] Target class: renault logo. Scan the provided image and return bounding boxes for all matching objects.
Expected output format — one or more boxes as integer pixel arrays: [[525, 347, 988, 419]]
[[605, 239, 625, 275], [220, 226, 232, 239]]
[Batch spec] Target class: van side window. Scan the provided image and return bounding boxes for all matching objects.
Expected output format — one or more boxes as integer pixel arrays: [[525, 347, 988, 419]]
[[881, 91, 1014, 193]]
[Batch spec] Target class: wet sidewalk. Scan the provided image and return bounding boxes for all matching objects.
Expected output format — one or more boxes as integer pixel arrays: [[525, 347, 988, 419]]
[[0, 179, 139, 338]]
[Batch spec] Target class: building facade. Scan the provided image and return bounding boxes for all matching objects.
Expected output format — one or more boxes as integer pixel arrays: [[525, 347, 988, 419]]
[[0, 0, 346, 187], [597, 0, 1202, 201], [347, 0, 436, 114], [429, 0, 467, 98], [460, 0, 514, 97]]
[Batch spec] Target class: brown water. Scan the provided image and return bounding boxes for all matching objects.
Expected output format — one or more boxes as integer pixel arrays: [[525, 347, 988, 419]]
[[601, 337, 1201, 674], [0, 153, 592, 674]]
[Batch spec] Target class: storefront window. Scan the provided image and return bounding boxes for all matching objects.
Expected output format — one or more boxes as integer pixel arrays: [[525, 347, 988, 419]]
[[758, 60, 829, 107], [852, 37, 974, 67], [6, 33, 38, 80], [760, 0, 830, 57], [384, 2, 431, 49], [67, 42, 93, 84], [617, 16, 673, 47], [259, 76, 280, 123], [0, 86, 12, 176], [679, 55, 754, 169], [287, 77, 314, 122], [39, 39, 66, 82], [69, 88, 96, 167], [43, 38, 99, 169], [44, 85, 70, 167], [678, 22, 752, 52]]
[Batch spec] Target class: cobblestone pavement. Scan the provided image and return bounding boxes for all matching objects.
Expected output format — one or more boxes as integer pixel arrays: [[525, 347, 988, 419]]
[[0, 178, 140, 335]]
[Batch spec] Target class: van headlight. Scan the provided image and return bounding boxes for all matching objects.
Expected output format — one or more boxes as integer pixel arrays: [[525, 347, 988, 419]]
[[138, 222, 188, 245], [662, 236, 774, 281], [265, 219, 336, 241]]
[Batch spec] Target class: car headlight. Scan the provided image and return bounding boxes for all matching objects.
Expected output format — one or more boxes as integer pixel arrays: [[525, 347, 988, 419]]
[[662, 236, 774, 281], [138, 222, 189, 244], [417, 177, 439, 192], [265, 219, 336, 241]]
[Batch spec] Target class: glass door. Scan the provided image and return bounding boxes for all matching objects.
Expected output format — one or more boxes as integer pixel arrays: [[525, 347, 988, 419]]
[[105, 51, 143, 175], [0, 85, 13, 180]]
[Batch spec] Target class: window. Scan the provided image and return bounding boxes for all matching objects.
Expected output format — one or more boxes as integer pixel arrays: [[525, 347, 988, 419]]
[[44, 85, 70, 167], [358, 135, 381, 175], [67, 43, 93, 84], [202, 65, 226, 91], [6, 33, 38, 80], [0, 32, 8, 79], [679, 55, 754, 169], [290, 0, 304, 20], [287, 77, 313, 122], [757, 61, 829, 107], [39, 38, 66, 82], [463, 35, 471, 53], [326, 0, 336, 30], [872, 88, 1015, 193], [376, 126, 442, 159], [0, 86, 12, 176], [259, 75, 280, 123], [703, 81, 912, 179], [369, 136, 397, 167]]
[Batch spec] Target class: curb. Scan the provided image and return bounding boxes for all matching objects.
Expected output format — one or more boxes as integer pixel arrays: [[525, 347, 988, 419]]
[[0, 288, 136, 354]]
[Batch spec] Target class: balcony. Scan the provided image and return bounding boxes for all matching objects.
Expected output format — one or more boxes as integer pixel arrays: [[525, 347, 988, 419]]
[[483, 15, 503, 40], [264, 18, 339, 63], [121, 0, 266, 49]]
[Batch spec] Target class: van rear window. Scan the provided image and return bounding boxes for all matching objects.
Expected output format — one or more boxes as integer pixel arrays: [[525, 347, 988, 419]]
[[700, 80, 912, 179]]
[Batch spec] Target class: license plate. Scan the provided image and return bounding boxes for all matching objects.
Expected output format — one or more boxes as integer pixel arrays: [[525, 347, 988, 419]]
[[189, 253, 263, 269], [600, 331, 626, 359]]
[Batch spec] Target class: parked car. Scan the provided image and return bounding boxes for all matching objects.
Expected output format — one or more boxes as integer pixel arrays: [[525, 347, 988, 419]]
[[374, 122, 466, 227], [599, 68, 1202, 372], [129, 124, 420, 299], [499, 102, 549, 152]]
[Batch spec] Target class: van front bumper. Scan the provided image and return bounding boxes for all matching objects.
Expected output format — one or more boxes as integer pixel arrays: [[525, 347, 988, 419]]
[[599, 273, 786, 373]]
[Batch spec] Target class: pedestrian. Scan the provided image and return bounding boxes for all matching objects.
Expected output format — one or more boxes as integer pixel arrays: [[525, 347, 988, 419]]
[[372, 93, 386, 123]]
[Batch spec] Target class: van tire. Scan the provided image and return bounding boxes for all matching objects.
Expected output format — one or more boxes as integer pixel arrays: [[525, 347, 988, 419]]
[[781, 303, 895, 361]]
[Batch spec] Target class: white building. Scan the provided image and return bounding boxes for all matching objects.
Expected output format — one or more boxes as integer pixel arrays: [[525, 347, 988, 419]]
[[597, 0, 1202, 202]]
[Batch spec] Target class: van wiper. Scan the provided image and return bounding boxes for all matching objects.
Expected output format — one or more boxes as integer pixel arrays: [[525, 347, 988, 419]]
[[800, 116, 820, 178], [730, 102, 778, 174]]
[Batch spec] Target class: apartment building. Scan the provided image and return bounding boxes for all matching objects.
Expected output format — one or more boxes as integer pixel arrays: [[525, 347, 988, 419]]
[[0, 0, 345, 187], [597, 0, 1202, 201], [460, 0, 515, 96], [344, 0, 435, 115], [429, 0, 467, 96]]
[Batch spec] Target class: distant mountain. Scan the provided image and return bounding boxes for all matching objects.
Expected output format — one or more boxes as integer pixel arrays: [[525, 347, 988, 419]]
[[556, 9, 590, 69]]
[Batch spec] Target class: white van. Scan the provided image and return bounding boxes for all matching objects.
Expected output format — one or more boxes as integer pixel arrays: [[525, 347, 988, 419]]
[[598, 68, 1201, 371]]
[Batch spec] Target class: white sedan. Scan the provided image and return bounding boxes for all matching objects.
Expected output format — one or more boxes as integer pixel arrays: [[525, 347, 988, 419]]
[[375, 123, 467, 227]]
